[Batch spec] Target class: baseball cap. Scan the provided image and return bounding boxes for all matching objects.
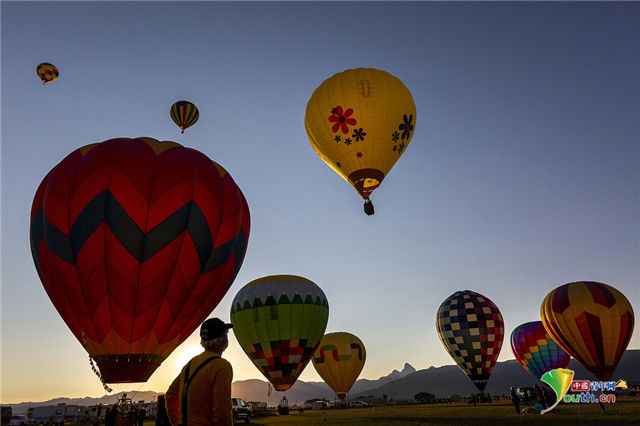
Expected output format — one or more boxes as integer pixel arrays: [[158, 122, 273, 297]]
[[200, 318, 233, 340]]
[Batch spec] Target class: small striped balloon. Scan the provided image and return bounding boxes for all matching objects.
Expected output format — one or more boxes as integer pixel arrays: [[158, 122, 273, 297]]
[[36, 62, 59, 85], [170, 100, 199, 133]]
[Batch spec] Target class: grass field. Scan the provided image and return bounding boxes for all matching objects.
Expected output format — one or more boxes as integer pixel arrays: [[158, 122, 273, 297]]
[[243, 397, 640, 425]]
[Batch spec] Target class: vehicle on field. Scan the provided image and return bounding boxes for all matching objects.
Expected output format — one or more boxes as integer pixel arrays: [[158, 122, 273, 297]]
[[232, 398, 251, 423], [9, 414, 36, 425]]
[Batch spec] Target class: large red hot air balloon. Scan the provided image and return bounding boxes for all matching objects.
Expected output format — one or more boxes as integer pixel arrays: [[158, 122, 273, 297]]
[[30, 137, 250, 383]]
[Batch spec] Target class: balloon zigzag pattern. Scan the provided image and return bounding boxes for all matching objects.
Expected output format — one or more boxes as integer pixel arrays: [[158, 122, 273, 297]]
[[30, 137, 250, 383]]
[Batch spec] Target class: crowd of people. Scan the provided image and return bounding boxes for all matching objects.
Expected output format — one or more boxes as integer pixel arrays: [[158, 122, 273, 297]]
[[103, 404, 146, 426], [509, 384, 556, 414]]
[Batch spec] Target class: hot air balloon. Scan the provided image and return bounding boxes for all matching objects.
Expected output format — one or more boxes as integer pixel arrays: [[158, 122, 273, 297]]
[[230, 275, 329, 391], [170, 101, 199, 133], [510, 321, 570, 380], [541, 281, 634, 381], [36, 62, 59, 85], [305, 68, 416, 215], [30, 137, 250, 383], [436, 290, 504, 391], [312, 332, 366, 400]]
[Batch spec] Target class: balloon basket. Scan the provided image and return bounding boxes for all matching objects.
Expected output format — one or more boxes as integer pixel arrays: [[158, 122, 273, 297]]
[[364, 198, 374, 215]]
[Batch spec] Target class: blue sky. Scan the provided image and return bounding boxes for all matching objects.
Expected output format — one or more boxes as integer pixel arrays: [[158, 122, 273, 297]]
[[1, 1, 638, 403]]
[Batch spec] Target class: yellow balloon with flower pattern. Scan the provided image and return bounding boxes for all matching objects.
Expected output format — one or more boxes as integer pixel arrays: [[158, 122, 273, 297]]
[[305, 68, 416, 214]]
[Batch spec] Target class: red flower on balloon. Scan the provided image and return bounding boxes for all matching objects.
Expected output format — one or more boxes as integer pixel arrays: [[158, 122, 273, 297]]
[[329, 106, 356, 134]]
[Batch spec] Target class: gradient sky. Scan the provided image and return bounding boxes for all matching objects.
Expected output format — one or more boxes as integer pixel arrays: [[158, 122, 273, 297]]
[[1, 1, 638, 404]]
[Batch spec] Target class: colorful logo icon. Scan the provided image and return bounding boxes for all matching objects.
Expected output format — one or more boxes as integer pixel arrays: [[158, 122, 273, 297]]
[[540, 368, 574, 414], [615, 379, 627, 389]]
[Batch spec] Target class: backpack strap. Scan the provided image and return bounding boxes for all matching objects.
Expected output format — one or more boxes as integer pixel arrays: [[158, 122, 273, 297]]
[[181, 356, 221, 426]]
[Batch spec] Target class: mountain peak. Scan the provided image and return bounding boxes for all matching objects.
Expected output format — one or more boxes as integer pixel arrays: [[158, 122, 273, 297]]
[[384, 363, 417, 380], [402, 363, 416, 375]]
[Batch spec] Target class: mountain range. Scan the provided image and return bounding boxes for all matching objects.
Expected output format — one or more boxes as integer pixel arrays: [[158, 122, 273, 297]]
[[4, 350, 638, 413]]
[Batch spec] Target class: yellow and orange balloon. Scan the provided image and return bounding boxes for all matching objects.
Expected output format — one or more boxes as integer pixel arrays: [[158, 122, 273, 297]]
[[313, 332, 366, 400], [541, 281, 634, 381], [305, 68, 416, 214], [36, 62, 59, 85]]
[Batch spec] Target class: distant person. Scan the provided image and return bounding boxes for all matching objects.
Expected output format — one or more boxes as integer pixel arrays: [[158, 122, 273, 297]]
[[165, 318, 234, 426], [510, 387, 520, 414], [526, 388, 534, 404], [534, 385, 546, 409], [155, 395, 171, 426], [138, 407, 146, 426], [104, 406, 114, 426]]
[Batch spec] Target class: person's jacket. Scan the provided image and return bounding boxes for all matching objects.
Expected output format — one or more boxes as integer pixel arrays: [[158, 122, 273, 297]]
[[165, 350, 233, 426]]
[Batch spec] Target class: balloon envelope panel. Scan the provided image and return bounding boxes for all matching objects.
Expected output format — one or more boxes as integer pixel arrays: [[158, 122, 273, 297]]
[[541, 281, 634, 381], [231, 275, 329, 391], [510, 321, 570, 379], [305, 68, 416, 199], [313, 332, 366, 400], [436, 290, 504, 391], [30, 137, 250, 382]]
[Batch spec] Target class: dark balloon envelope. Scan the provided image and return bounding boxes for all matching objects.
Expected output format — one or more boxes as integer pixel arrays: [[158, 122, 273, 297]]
[[436, 290, 504, 391], [30, 137, 250, 383]]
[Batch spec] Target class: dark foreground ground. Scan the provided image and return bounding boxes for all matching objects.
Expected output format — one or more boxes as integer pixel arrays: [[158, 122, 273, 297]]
[[241, 397, 640, 425]]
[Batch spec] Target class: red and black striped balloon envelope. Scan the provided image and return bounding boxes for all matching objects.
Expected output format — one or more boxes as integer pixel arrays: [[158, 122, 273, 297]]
[[30, 137, 250, 383], [541, 281, 634, 381]]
